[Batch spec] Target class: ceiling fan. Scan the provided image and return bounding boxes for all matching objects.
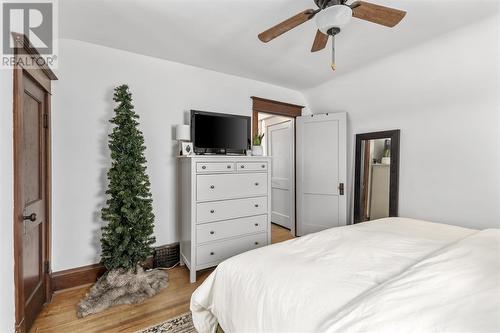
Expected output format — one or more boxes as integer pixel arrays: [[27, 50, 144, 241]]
[[258, 0, 406, 70]]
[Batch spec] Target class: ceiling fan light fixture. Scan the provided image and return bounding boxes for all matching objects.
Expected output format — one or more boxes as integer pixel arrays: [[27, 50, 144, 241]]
[[315, 5, 352, 34]]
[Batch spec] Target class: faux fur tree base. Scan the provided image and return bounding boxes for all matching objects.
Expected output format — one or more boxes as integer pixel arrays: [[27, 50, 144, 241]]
[[77, 265, 168, 318]]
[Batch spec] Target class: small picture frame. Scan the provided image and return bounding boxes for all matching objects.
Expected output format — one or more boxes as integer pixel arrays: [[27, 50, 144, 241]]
[[180, 142, 193, 156]]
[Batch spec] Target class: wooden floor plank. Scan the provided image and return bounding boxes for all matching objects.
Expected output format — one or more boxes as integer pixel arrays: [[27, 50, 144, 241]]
[[31, 224, 294, 333]]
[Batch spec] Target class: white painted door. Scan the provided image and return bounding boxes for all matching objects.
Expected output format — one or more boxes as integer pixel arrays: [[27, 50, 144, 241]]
[[296, 113, 346, 236], [267, 120, 294, 231]]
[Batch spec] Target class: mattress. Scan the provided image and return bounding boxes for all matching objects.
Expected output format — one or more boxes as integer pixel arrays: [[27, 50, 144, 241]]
[[190, 218, 499, 332]]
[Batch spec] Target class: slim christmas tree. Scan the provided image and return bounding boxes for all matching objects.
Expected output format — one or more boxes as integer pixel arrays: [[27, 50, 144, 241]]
[[100, 84, 155, 271], [78, 85, 167, 318]]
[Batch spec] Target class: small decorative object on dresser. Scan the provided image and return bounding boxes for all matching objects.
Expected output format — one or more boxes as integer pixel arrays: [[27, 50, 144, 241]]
[[176, 124, 192, 156], [180, 142, 193, 156], [179, 155, 272, 282], [252, 132, 265, 156]]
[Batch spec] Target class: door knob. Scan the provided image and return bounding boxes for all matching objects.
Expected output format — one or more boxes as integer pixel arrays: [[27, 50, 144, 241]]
[[23, 213, 37, 222]]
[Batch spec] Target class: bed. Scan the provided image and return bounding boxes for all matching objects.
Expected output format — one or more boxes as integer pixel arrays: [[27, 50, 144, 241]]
[[190, 218, 500, 333]]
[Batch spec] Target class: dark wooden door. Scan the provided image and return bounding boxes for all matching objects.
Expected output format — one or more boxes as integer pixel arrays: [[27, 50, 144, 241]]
[[15, 71, 50, 333]]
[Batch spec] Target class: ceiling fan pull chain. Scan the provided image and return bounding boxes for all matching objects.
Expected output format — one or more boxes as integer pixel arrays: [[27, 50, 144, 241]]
[[331, 34, 336, 71]]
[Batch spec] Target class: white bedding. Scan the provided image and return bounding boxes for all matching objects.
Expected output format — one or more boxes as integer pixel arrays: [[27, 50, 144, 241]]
[[190, 218, 498, 333], [320, 229, 500, 333]]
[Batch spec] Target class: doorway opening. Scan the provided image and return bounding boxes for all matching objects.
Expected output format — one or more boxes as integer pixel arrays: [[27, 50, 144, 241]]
[[258, 112, 296, 239], [251, 97, 304, 239], [251, 96, 304, 239]]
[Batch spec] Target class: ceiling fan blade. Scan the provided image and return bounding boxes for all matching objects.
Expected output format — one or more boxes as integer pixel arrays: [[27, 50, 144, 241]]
[[258, 9, 316, 43], [311, 30, 329, 52], [350, 1, 406, 27]]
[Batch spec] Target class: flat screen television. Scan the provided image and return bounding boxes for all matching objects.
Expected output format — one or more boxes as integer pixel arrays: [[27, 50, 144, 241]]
[[191, 110, 251, 154]]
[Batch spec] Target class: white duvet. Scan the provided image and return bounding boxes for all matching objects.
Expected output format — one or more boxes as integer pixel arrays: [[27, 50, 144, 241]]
[[190, 218, 500, 333]]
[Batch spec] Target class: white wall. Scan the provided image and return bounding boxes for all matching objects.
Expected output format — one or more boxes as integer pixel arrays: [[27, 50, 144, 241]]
[[51, 39, 306, 271], [1, 69, 15, 333], [303, 15, 500, 229]]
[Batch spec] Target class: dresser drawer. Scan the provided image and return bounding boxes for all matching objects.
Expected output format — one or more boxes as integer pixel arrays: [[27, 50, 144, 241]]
[[197, 233, 267, 266], [197, 196, 267, 224], [197, 162, 234, 173], [237, 162, 268, 172], [197, 173, 267, 201], [197, 215, 267, 243]]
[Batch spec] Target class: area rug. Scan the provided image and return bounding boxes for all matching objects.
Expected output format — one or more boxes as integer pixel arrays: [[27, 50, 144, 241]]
[[139, 312, 196, 333]]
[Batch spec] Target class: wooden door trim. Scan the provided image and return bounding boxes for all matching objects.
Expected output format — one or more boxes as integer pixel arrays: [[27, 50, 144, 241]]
[[11, 32, 57, 82], [13, 33, 57, 333], [250, 96, 304, 137], [13, 64, 24, 333], [251, 97, 304, 237]]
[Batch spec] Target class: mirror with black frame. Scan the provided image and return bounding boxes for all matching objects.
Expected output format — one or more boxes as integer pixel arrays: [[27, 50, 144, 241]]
[[354, 130, 400, 224]]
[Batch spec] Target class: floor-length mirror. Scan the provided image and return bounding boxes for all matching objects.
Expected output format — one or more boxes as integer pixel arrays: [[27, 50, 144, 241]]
[[354, 130, 400, 223]]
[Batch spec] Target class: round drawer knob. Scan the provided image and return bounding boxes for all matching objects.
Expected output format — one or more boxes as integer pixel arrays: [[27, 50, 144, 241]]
[[261, 165, 265, 168], [210, 209, 215, 214], [210, 252, 215, 255], [254, 242, 259, 245], [227, 165, 231, 169], [210, 231, 215, 235], [254, 182, 259, 186], [254, 223, 259, 226], [254, 204, 259, 208], [210, 185, 215, 189], [202, 165, 206, 169], [240, 165, 245, 168]]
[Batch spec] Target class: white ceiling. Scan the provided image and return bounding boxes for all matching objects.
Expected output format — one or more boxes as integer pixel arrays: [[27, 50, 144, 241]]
[[59, 0, 498, 90]]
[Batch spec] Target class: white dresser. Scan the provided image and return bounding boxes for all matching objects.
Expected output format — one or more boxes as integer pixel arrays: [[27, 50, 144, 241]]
[[179, 155, 272, 282]]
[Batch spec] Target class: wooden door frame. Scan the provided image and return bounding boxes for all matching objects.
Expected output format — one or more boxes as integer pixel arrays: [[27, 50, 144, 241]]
[[251, 97, 304, 236], [12, 33, 57, 333]]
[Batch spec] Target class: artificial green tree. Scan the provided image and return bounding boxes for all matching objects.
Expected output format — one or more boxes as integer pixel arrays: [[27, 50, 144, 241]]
[[100, 84, 155, 271]]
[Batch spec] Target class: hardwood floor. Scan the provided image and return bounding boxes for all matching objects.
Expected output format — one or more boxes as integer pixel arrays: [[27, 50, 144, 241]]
[[30, 224, 294, 333], [270, 223, 294, 243]]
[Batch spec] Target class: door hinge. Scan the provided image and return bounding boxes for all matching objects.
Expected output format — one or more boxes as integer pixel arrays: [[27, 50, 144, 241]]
[[43, 113, 49, 129], [338, 182, 344, 196], [44, 261, 50, 274]]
